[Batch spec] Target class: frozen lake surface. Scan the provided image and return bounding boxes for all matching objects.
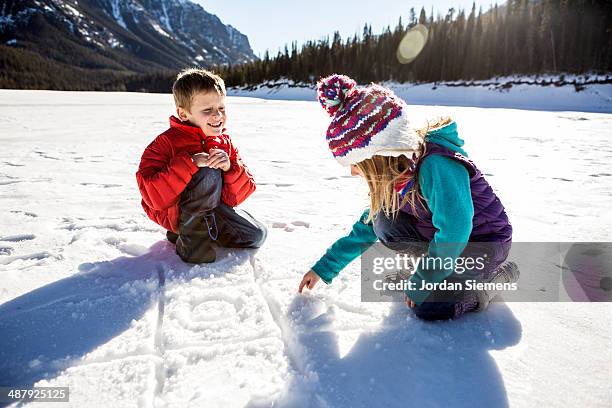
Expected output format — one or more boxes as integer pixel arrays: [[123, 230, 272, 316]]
[[0, 90, 611, 407]]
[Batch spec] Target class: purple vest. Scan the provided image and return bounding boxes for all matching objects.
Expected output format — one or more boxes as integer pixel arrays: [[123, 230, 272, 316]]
[[400, 142, 513, 243]]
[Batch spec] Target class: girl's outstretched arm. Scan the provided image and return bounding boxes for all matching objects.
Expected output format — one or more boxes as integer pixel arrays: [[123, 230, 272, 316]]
[[298, 270, 321, 293], [298, 209, 378, 292]]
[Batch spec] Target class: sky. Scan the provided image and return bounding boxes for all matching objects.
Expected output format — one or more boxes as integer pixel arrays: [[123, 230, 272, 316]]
[[196, 0, 499, 57]]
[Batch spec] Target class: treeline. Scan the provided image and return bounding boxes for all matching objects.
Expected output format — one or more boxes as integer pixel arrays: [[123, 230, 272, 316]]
[[3, 1, 610, 91], [0, 11, 172, 91], [0, 45, 131, 91], [217, 0, 612, 87]]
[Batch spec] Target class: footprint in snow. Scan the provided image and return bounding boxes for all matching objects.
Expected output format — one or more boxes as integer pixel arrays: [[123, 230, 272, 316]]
[[0, 251, 54, 265], [33, 151, 60, 161], [272, 221, 310, 232], [0, 247, 14, 256], [80, 182, 122, 188], [3, 162, 25, 167], [0, 234, 36, 242], [257, 182, 294, 187], [9, 210, 38, 217]]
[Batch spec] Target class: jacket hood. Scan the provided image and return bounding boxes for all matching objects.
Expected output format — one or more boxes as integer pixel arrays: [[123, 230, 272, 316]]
[[425, 121, 468, 157]]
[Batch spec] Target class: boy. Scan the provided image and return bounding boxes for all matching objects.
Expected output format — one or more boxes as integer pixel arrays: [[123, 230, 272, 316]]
[[136, 68, 267, 263]]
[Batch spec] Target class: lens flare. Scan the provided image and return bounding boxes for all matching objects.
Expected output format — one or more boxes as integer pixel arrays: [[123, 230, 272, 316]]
[[562, 243, 612, 302], [396, 24, 429, 65]]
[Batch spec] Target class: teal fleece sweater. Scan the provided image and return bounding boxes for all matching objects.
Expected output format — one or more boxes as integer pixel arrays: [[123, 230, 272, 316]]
[[311, 121, 474, 305]]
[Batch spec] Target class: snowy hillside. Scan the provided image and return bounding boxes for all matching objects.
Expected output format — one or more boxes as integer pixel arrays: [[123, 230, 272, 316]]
[[0, 0, 257, 90], [1, 0, 256, 65], [228, 74, 612, 113], [0, 89, 611, 407]]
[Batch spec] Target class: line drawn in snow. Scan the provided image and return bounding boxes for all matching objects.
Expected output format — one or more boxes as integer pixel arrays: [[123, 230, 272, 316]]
[[153, 263, 167, 398], [0, 180, 21, 185], [0, 251, 54, 266], [0, 242, 175, 388], [0, 234, 36, 242]]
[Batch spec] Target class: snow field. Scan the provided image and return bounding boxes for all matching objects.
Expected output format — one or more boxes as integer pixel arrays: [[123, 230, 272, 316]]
[[0, 89, 611, 407]]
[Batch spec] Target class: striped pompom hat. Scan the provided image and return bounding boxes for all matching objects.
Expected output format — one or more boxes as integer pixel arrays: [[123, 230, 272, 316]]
[[317, 74, 420, 166]]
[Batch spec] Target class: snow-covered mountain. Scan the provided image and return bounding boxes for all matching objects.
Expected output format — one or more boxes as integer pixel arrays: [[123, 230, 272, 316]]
[[0, 0, 257, 89]]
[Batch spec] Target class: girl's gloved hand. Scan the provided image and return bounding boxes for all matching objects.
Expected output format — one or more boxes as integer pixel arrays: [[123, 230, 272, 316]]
[[404, 293, 416, 308], [298, 270, 321, 293]]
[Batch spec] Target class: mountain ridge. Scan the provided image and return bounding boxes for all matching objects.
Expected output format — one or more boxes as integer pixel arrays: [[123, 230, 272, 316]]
[[0, 0, 257, 89]]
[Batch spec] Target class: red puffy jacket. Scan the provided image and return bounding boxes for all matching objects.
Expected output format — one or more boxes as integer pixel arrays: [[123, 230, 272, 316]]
[[136, 116, 256, 233]]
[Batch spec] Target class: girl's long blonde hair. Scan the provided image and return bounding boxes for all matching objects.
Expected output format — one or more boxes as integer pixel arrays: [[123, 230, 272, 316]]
[[358, 116, 453, 223]]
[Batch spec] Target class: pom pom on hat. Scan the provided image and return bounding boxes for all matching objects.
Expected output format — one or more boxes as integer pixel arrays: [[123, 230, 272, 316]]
[[316, 74, 421, 166], [317, 74, 357, 116]]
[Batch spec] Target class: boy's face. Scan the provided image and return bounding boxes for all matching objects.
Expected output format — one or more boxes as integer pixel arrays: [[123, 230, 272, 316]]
[[177, 91, 226, 136]]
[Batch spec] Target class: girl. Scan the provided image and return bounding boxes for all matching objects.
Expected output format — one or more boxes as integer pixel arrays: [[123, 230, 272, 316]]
[[298, 75, 518, 321]]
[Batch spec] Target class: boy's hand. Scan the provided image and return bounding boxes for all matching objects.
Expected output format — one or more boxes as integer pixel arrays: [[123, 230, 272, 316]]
[[205, 149, 231, 171], [298, 270, 321, 293], [192, 153, 210, 168]]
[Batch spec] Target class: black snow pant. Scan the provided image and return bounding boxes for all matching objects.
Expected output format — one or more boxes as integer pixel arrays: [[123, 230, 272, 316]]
[[166, 167, 267, 263], [373, 210, 479, 321]]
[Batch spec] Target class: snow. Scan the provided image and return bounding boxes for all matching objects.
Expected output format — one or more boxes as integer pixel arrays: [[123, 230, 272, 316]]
[[0, 89, 611, 407], [110, 0, 127, 30], [228, 76, 612, 114], [62, 3, 82, 18], [159, 0, 174, 34], [150, 22, 172, 39], [107, 36, 122, 48]]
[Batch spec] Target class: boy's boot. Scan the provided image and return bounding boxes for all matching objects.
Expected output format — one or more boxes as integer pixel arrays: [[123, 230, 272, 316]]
[[175, 211, 216, 263], [166, 230, 179, 244], [475, 261, 520, 312], [175, 167, 222, 264]]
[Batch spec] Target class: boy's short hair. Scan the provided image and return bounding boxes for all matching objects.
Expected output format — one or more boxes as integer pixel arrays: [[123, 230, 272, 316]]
[[172, 68, 226, 110]]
